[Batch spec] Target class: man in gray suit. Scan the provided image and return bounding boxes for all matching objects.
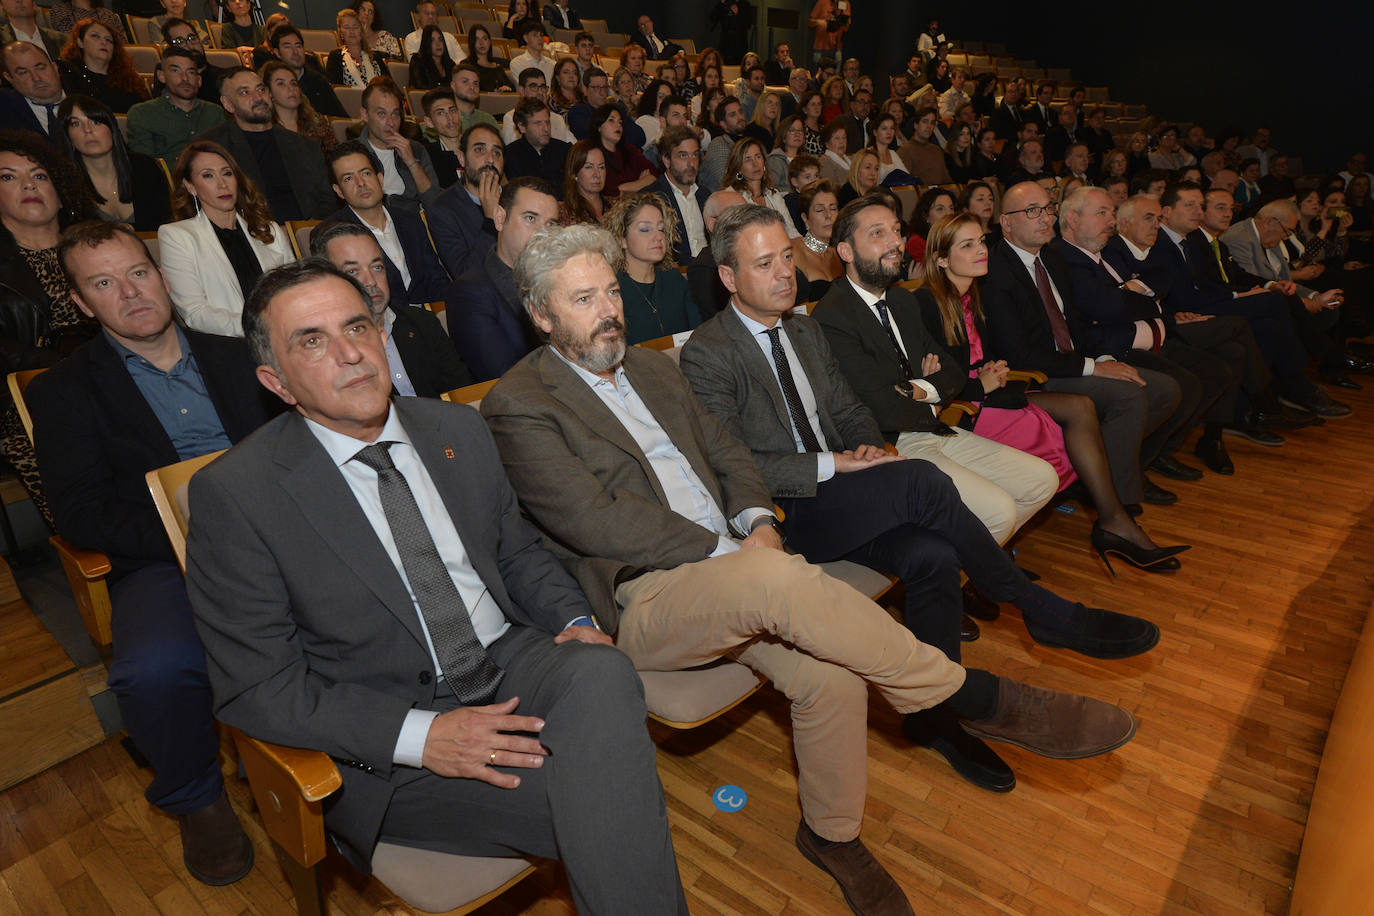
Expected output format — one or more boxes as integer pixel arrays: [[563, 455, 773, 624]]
[[481, 222, 1137, 916], [677, 204, 1160, 790], [185, 260, 687, 913]]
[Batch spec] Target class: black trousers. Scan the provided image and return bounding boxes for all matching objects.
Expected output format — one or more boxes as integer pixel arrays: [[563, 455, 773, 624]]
[[1175, 313, 1271, 399], [777, 458, 1028, 663], [1201, 291, 1317, 397]]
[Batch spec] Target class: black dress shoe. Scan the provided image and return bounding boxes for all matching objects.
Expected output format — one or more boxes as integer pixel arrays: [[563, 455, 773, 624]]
[[961, 614, 980, 642], [1282, 389, 1353, 418], [1342, 353, 1374, 373], [1250, 407, 1321, 431], [904, 708, 1015, 792], [1090, 525, 1190, 576], [962, 583, 1000, 621], [1321, 371, 1363, 390], [1148, 456, 1203, 481], [1022, 604, 1161, 659], [1221, 422, 1284, 446], [1193, 437, 1234, 475], [1141, 479, 1178, 505]]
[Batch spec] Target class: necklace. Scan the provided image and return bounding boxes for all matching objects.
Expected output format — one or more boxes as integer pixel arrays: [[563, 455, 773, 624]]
[[624, 271, 664, 334], [802, 232, 828, 254]]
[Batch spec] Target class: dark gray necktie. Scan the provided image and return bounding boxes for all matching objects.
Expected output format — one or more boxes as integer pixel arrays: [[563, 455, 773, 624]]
[[873, 299, 916, 380], [354, 442, 503, 705], [765, 327, 822, 452]]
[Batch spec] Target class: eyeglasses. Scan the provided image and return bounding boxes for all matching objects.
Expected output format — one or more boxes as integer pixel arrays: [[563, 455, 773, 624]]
[[168, 35, 199, 45], [1003, 203, 1057, 220]]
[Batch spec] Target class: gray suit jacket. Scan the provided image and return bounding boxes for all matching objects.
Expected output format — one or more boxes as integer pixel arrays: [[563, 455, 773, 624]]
[[678, 307, 883, 499], [185, 398, 593, 871], [1220, 218, 1314, 297], [481, 345, 772, 632]]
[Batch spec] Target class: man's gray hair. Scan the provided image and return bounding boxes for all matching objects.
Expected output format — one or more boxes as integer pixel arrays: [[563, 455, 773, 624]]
[[515, 223, 620, 322], [1257, 199, 1298, 222], [1060, 185, 1109, 217], [709, 203, 783, 271]]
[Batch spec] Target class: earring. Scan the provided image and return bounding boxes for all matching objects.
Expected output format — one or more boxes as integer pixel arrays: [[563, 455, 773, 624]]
[[735, 172, 744, 182]]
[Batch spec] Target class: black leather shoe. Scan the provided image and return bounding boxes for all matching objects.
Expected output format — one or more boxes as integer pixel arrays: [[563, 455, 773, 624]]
[[1148, 456, 1203, 481], [904, 708, 1015, 792], [960, 614, 980, 642], [1250, 407, 1322, 430], [1282, 389, 1353, 418], [1342, 353, 1374, 373], [962, 583, 1000, 621], [1022, 604, 1161, 659], [1193, 438, 1234, 475], [1221, 422, 1284, 446], [1321, 371, 1363, 390], [1141, 479, 1178, 505]]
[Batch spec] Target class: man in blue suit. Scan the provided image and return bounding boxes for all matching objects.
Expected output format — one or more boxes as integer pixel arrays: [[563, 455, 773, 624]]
[[325, 141, 452, 307], [0, 41, 64, 141], [648, 126, 711, 266], [426, 123, 504, 279], [450, 177, 561, 381]]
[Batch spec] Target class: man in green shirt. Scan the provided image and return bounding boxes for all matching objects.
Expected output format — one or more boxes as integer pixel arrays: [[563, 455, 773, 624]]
[[126, 46, 225, 166]]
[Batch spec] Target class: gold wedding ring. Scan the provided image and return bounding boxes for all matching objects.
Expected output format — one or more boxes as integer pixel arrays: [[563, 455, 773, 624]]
[[489, 751, 497, 764]]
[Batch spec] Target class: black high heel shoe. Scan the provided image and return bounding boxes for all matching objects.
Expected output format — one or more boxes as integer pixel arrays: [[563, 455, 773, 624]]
[[1091, 525, 1191, 577]]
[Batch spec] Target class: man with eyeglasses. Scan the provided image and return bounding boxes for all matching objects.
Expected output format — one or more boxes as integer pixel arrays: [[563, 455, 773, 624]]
[[126, 45, 225, 166], [159, 18, 223, 104], [982, 181, 1183, 511], [499, 68, 575, 145]]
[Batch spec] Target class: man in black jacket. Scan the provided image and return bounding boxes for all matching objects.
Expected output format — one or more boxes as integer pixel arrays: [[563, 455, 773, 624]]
[[268, 26, 346, 118], [311, 220, 472, 398], [27, 222, 282, 888]]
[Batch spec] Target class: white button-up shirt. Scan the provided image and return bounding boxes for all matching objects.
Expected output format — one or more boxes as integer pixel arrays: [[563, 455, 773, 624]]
[[669, 179, 708, 257]]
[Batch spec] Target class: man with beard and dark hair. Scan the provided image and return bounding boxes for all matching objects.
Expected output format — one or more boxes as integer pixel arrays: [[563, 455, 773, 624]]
[[700, 96, 748, 196], [481, 220, 1137, 916], [649, 125, 710, 265], [196, 67, 337, 221], [426, 122, 505, 279], [126, 46, 225, 166], [160, 18, 223, 105], [812, 195, 1061, 545]]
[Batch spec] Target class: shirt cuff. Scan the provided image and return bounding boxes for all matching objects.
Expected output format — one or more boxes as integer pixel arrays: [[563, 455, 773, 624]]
[[393, 708, 440, 768], [817, 451, 835, 482], [1130, 320, 1162, 350], [1082, 357, 1095, 376], [733, 506, 774, 534], [911, 379, 940, 402], [562, 615, 599, 630]]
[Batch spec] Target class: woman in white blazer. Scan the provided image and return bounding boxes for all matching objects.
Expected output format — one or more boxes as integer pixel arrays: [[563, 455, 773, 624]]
[[159, 140, 296, 337]]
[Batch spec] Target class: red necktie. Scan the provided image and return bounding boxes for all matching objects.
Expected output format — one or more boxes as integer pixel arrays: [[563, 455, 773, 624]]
[[1034, 257, 1074, 354]]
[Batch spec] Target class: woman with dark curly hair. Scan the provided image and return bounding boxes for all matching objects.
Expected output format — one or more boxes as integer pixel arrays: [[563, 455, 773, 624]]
[[58, 20, 149, 114], [604, 192, 698, 344], [158, 140, 295, 336], [0, 129, 100, 515], [590, 104, 657, 197], [56, 96, 171, 232], [353, 0, 402, 60]]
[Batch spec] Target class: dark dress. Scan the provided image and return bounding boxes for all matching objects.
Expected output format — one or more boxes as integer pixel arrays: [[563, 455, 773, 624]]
[[617, 268, 700, 344], [120, 152, 173, 232], [602, 143, 658, 198], [475, 59, 516, 92], [408, 53, 454, 91], [59, 62, 144, 113]]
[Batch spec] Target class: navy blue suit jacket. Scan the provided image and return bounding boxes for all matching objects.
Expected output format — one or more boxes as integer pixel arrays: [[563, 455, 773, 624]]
[[426, 182, 497, 280], [980, 239, 1090, 378], [330, 205, 452, 305], [0, 89, 53, 141], [1050, 237, 1167, 358], [450, 249, 538, 382], [648, 174, 710, 266], [1143, 230, 1232, 314]]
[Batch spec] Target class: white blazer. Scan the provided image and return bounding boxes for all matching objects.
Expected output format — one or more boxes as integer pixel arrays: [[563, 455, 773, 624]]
[[158, 210, 296, 337]]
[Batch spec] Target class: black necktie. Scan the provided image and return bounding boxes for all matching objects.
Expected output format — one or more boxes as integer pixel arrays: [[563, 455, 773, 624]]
[[765, 327, 822, 452], [43, 103, 57, 137], [873, 299, 915, 380], [354, 442, 503, 705]]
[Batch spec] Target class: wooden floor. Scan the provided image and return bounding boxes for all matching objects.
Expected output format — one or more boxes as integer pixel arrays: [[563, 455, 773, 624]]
[[2, 384, 1371, 916]]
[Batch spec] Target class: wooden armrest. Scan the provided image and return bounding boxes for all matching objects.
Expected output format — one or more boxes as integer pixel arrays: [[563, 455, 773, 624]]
[[1006, 369, 1048, 384], [938, 401, 979, 427], [230, 729, 342, 868], [52, 536, 111, 578]]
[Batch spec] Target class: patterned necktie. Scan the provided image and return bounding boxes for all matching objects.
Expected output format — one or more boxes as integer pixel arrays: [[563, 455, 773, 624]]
[[765, 327, 822, 452], [1209, 236, 1230, 284], [873, 299, 916, 380], [1033, 257, 1074, 354], [353, 442, 503, 705]]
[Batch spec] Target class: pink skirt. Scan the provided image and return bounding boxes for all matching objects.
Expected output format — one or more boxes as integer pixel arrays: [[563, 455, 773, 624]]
[[973, 404, 1078, 492]]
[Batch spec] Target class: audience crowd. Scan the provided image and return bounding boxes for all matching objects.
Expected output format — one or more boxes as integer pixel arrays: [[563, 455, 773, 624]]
[[1, 1, 1369, 912]]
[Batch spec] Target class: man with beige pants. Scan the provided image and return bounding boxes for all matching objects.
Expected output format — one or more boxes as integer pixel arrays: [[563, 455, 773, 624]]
[[481, 223, 1136, 916]]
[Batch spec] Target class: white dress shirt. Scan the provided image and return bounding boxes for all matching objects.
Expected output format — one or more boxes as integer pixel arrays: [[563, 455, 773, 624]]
[[668, 179, 708, 256], [507, 50, 554, 85], [848, 282, 941, 410], [552, 347, 770, 554], [367, 141, 407, 197], [732, 304, 835, 481], [1006, 241, 1096, 375], [354, 205, 412, 290], [305, 408, 510, 767], [381, 307, 418, 398], [500, 106, 575, 145], [402, 28, 465, 61]]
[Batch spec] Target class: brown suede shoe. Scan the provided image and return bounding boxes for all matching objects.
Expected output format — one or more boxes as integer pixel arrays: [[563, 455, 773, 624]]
[[178, 792, 254, 886], [960, 677, 1137, 759], [795, 821, 915, 916]]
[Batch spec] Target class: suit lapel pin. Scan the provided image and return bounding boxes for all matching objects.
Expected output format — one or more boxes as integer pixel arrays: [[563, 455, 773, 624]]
[[443, 446, 455, 459]]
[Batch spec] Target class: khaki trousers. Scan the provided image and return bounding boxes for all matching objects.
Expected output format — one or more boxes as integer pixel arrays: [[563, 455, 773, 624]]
[[615, 547, 965, 842], [894, 427, 1058, 545]]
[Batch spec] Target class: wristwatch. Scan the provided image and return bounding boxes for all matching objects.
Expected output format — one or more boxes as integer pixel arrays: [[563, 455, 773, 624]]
[[749, 515, 785, 543]]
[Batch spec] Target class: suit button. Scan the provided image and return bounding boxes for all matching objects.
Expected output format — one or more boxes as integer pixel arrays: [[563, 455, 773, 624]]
[[418, 670, 432, 685]]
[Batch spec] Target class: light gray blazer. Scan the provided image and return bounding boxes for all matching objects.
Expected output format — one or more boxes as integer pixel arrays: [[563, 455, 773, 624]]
[[1221, 218, 1315, 297]]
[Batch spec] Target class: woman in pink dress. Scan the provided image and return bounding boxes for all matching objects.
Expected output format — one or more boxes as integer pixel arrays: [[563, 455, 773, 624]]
[[914, 212, 1187, 571]]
